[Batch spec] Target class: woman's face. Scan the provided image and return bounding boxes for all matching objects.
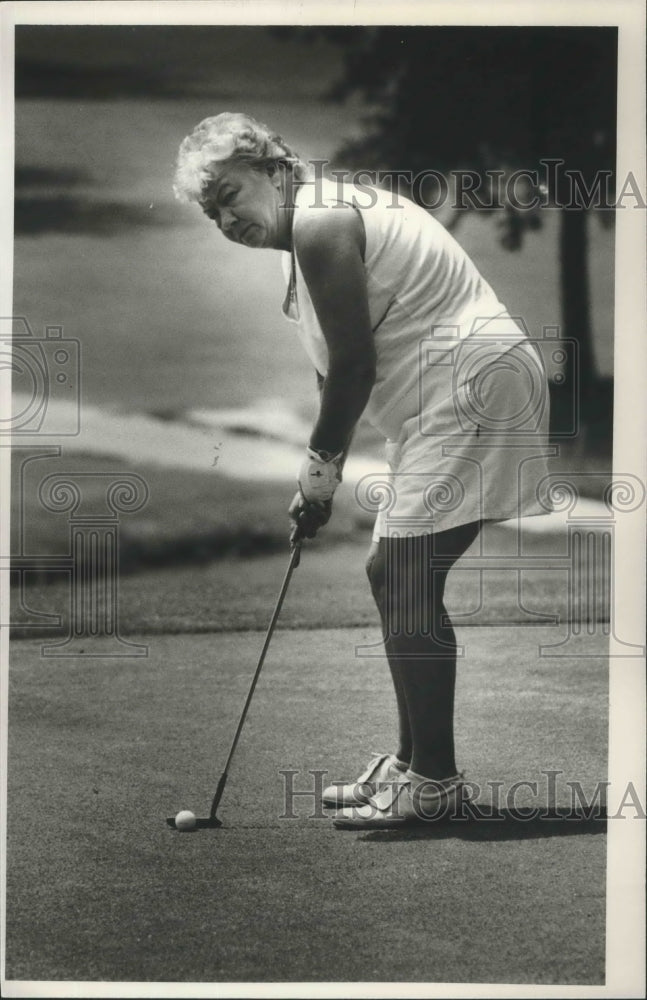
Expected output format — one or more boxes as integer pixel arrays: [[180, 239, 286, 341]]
[[201, 160, 289, 250]]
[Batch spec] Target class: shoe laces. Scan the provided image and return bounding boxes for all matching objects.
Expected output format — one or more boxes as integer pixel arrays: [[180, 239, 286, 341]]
[[361, 751, 390, 783], [371, 773, 411, 811]]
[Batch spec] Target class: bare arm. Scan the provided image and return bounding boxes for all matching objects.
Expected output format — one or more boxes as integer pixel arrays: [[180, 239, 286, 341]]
[[315, 368, 355, 469], [295, 206, 376, 458]]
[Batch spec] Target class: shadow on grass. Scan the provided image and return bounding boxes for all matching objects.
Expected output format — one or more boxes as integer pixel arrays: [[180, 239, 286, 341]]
[[10, 530, 302, 586], [358, 807, 607, 843]]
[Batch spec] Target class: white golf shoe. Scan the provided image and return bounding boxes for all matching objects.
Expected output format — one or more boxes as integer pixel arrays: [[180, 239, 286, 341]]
[[321, 752, 409, 808], [332, 769, 467, 829]]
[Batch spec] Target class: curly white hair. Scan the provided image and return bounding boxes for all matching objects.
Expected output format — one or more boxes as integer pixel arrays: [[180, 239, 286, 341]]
[[173, 112, 309, 205]]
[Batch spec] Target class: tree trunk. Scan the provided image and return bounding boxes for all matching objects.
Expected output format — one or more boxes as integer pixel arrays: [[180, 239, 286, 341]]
[[557, 206, 599, 438]]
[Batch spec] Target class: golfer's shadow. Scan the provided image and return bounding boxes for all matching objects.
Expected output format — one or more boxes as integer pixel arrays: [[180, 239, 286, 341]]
[[358, 805, 607, 843]]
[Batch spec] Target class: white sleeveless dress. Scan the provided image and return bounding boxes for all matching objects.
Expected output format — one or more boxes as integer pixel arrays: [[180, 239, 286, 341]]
[[281, 178, 553, 538]]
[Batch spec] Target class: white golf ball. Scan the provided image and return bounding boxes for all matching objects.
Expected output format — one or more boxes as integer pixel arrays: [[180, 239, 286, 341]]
[[175, 809, 197, 831]]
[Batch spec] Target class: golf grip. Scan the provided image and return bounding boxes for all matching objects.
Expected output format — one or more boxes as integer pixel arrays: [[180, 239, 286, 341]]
[[209, 538, 302, 819]]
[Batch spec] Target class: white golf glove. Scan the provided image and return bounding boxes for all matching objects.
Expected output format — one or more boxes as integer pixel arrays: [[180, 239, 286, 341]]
[[297, 446, 344, 503]]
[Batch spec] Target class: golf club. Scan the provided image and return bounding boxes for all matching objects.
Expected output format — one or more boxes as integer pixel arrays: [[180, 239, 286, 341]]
[[167, 526, 303, 830]]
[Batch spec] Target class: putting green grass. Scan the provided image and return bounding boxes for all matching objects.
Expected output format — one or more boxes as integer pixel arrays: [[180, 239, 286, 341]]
[[7, 627, 606, 984]]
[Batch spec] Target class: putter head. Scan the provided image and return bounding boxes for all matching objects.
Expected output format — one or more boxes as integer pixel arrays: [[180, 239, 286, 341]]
[[166, 816, 223, 830]]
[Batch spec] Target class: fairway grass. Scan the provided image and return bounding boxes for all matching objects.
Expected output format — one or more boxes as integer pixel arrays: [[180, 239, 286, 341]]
[[13, 527, 610, 639]]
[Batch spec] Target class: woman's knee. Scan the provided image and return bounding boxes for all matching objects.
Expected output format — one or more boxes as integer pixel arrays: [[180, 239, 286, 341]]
[[366, 539, 386, 602], [366, 528, 479, 619], [369, 536, 449, 622]]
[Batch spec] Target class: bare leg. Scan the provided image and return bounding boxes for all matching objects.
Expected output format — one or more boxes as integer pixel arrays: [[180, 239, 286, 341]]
[[367, 522, 481, 779], [366, 540, 412, 766]]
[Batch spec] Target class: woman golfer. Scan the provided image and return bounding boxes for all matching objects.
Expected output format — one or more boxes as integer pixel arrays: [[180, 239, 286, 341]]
[[174, 113, 552, 829]]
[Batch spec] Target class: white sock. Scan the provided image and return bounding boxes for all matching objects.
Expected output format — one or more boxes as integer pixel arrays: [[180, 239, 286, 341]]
[[405, 768, 461, 791]]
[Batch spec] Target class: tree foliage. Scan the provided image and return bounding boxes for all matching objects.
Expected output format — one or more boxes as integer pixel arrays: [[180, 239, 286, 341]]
[[301, 27, 616, 243], [274, 26, 618, 434]]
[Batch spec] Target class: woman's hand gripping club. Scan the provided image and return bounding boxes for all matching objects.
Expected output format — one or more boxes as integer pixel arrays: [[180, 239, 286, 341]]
[[288, 446, 344, 544]]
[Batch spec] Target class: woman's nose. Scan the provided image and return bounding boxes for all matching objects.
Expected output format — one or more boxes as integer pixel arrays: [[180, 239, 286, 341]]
[[219, 207, 235, 233]]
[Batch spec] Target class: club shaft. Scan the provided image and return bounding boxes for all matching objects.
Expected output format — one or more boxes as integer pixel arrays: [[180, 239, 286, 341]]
[[209, 771, 228, 819], [214, 541, 301, 809]]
